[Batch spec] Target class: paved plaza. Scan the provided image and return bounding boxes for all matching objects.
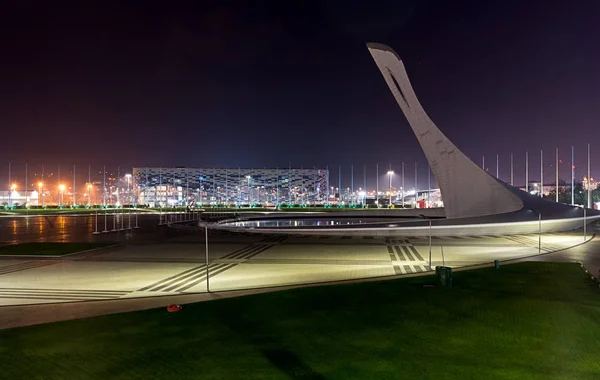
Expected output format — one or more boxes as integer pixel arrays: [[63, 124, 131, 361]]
[[0, 231, 591, 307]]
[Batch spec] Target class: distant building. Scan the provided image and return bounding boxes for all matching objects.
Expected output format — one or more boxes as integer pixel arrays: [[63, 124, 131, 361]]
[[0, 190, 39, 207], [519, 181, 574, 197], [583, 176, 598, 191], [133, 167, 329, 207]]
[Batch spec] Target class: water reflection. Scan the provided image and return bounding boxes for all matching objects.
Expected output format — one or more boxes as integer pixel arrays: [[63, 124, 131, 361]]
[[0, 214, 163, 244], [228, 218, 398, 228]]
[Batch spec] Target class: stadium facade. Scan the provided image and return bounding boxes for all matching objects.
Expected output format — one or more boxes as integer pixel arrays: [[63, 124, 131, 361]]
[[133, 167, 329, 206]]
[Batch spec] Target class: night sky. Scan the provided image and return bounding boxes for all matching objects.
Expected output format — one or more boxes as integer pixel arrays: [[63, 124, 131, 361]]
[[2, 0, 600, 187]]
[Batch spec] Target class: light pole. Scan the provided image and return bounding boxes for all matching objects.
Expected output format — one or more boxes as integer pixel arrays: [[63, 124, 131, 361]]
[[7, 162, 11, 208], [401, 162, 405, 208], [587, 143, 591, 209], [25, 163, 28, 208], [510, 153, 514, 186], [205, 223, 210, 292], [530, 209, 541, 253], [555, 147, 559, 203], [571, 146, 575, 205], [92, 209, 100, 235], [103, 166, 106, 209], [414, 162, 418, 208], [58, 184, 65, 208], [38, 182, 43, 208], [246, 175, 251, 205], [538, 212, 541, 253], [125, 174, 132, 206], [10, 184, 16, 208], [526, 151, 529, 193], [419, 214, 432, 269], [583, 207, 587, 242], [540, 149, 543, 198], [376, 163, 379, 207], [73, 164, 76, 208], [87, 184, 92, 209], [387, 170, 394, 208]]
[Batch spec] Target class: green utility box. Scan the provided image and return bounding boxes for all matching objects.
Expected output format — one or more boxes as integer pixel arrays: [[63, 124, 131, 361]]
[[436, 266, 453, 287]]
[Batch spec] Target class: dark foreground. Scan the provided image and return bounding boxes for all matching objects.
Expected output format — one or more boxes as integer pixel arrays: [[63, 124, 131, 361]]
[[1, 262, 599, 379]]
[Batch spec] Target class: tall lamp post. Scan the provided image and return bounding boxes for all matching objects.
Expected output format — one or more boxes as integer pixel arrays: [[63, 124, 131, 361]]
[[387, 170, 394, 208]]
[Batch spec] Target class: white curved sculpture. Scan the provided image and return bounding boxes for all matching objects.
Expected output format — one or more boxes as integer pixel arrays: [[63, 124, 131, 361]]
[[367, 43, 524, 219]]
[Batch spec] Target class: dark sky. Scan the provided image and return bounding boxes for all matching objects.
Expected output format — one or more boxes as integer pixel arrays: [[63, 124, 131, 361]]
[[2, 0, 600, 186]]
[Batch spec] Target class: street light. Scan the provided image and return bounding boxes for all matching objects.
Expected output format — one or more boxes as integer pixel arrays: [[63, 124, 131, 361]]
[[387, 170, 394, 208], [87, 184, 92, 208]]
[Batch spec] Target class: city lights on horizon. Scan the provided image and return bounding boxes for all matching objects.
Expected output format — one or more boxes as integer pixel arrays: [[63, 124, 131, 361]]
[[1, 156, 597, 209]]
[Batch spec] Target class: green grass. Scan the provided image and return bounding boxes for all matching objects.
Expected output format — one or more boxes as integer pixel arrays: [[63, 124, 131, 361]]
[[0, 242, 115, 256], [1, 262, 600, 379]]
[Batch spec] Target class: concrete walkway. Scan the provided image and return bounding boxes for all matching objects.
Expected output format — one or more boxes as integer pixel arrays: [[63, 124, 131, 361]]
[[525, 235, 600, 277], [0, 270, 433, 330], [1, 233, 597, 331]]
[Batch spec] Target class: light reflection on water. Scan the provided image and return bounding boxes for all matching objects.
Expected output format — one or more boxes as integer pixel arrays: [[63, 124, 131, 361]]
[[0, 214, 162, 244], [228, 218, 398, 228]]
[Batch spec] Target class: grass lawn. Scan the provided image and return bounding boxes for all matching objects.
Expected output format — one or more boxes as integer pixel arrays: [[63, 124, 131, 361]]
[[0, 242, 115, 256], [1, 262, 599, 379]]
